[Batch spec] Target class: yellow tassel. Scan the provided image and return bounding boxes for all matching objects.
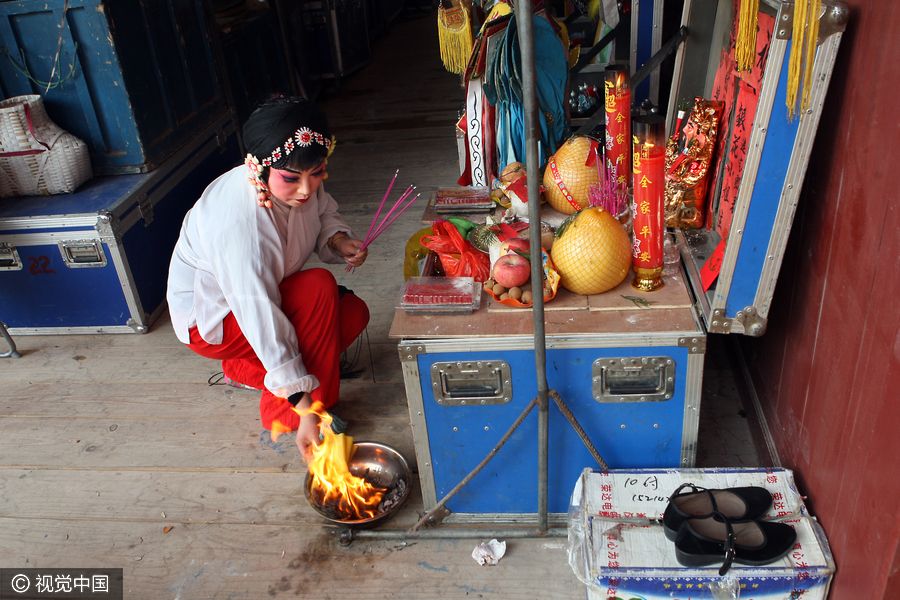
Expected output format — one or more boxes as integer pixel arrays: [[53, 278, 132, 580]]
[[438, 3, 474, 75], [801, 0, 821, 114], [735, 0, 759, 72], [588, 0, 600, 22], [786, 0, 806, 119], [786, 0, 822, 120]]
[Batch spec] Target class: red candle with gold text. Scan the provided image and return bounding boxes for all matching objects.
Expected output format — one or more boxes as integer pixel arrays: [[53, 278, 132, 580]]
[[631, 114, 666, 292], [605, 65, 631, 190]]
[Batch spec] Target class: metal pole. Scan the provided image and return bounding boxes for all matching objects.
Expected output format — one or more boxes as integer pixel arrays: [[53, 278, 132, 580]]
[[0, 321, 20, 358], [513, 1, 550, 534], [339, 526, 567, 546]]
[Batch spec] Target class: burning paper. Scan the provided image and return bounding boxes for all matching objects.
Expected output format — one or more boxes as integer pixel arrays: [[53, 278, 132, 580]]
[[275, 400, 388, 521], [472, 539, 507, 566]]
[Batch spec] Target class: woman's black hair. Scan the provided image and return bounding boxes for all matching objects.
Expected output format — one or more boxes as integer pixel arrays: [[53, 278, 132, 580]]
[[243, 95, 331, 175]]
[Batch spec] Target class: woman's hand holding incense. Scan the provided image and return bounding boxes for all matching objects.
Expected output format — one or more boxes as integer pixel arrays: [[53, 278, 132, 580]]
[[293, 392, 322, 460], [333, 236, 368, 269]]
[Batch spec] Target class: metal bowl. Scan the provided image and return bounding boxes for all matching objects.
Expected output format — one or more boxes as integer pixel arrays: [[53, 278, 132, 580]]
[[304, 441, 412, 529]]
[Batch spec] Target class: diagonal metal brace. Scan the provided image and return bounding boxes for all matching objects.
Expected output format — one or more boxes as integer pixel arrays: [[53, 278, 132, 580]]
[[409, 397, 539, 532], [549, 390, 608, 469], [571, 21, 625, 74], [406, 389, 608, 533], [576, 26, 689, 136]]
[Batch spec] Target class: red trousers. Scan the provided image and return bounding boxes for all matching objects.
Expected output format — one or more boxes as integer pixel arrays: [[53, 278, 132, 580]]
[[187, 268, 369, 431]]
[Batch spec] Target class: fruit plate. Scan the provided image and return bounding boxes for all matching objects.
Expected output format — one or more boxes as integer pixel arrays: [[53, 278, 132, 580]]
[[484, 249, 560, 308]]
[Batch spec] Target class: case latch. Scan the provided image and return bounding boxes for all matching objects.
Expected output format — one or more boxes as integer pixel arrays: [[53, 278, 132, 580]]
[[216, 127, 228, 152], [430, 360, 512, 406], [137, 194, 154, 226], [58, 240, 107, 268], [592, 357, 676, 403], [0, 243, 22, 270]]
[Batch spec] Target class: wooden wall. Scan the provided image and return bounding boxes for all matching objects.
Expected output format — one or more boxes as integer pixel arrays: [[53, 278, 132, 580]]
[[736, 1, 900, 598]]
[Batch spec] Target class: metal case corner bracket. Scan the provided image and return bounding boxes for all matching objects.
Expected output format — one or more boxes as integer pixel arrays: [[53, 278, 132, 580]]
[[819, 2, 850, 43], [399, 344, 426, 363], [735, 306, 767, 337], [677, 336, 707, 354], [127, 319, 149, 334], [777, 1, 850, 42], [707, 308, 733, 334], [776, 2, 794, 40], [94, 211, 118, 238]]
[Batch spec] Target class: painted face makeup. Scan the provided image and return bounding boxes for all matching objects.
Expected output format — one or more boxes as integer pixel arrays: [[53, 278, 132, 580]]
[[267, 160, 328, 207]]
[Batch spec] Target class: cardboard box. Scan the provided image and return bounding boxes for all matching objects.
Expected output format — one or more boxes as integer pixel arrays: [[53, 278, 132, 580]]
[[568, 468, 835, 600]]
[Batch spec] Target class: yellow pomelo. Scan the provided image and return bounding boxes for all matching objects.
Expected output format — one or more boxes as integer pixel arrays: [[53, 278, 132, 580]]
[[550, 207, 632, 295], [542, 135, 600, 215]]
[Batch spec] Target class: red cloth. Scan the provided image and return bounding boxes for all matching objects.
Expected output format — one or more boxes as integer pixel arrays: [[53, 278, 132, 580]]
[[187, 268, 369, 431]]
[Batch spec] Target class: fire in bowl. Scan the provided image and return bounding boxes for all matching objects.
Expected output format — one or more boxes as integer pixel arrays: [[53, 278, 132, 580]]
[[305, 441, 411, 529]]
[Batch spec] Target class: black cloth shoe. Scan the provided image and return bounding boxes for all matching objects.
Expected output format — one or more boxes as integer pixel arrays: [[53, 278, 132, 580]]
[[674, 511, 797, 575], [663, 483, 773, 541]]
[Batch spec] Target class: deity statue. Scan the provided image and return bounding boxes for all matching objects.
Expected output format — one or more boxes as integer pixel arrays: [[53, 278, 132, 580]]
[[664, 98, 724, 229]]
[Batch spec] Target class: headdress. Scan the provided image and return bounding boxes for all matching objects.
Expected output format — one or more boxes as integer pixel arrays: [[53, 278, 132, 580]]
[[242, 97, 336, 208]]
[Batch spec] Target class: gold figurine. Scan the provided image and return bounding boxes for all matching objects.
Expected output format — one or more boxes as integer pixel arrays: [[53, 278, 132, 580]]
[[664, 98, 724, 229]]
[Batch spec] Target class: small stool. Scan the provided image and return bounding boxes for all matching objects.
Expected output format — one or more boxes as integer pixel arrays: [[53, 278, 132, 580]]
[[0, 320, 21, 358]]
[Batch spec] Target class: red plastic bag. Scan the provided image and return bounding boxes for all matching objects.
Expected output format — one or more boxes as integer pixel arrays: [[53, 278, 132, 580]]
[[420, 220, 491, 282]]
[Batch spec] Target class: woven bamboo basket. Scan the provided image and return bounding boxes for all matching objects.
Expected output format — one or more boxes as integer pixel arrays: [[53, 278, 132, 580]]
[[0, 95, 92, 197]]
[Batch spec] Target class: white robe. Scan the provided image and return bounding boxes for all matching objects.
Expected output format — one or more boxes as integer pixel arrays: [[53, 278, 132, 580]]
[[166, 165, 354, 399]]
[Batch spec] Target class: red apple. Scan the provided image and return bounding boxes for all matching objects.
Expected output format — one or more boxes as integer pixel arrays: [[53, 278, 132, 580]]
[[492, 253, 530, 288], [499, 237, 530, 256]]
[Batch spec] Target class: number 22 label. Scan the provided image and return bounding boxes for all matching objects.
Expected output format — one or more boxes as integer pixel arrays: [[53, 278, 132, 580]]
[[27, 255, 56, 275]]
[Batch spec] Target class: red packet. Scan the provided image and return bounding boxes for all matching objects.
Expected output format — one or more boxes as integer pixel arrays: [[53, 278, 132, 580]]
[[505, 176, 529, 201], [700, 238, 726, 291], [489, 222, 518, 242]]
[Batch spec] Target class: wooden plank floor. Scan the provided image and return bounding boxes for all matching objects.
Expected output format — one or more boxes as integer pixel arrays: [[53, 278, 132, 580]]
[[0, 9, 761, 598]]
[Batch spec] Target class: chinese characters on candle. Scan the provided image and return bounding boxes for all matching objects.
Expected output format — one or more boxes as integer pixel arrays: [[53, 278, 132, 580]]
[[605, 65, 631, 190], [631, 114, 666, 292]]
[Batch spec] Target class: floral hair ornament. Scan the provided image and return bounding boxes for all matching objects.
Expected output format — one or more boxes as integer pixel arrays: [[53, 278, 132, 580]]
[[245, 154, 272, 208], [245, 128, 337, 208]]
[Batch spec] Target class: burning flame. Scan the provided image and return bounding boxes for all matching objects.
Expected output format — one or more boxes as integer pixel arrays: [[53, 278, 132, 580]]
[[273, 400, 386, 520]]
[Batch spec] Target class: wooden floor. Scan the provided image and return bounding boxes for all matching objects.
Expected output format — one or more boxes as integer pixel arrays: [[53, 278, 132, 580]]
[[0, 9, 760, 599]]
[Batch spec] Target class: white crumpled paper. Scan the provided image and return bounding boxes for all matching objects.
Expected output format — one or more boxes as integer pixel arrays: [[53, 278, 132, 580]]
[[472, 539, 507, 566]]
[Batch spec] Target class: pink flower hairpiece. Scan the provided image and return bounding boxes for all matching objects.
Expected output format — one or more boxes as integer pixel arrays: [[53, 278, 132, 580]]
[[245, 154, 272, 208], [245, 128, 337, 208]]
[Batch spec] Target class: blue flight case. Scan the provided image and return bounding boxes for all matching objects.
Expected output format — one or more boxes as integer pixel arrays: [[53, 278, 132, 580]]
[[390, 268, 706, 521], [0, 112, 240, 334], [667, 0, 848, 336]]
